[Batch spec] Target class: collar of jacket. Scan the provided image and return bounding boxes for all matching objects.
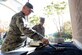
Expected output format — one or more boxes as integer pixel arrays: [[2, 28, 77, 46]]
[[19, 11, 25, 19]]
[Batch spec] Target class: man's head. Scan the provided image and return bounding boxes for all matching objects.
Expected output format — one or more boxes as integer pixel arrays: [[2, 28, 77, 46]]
[[22, 2, 33, 16], [40, 17, 45, 25]]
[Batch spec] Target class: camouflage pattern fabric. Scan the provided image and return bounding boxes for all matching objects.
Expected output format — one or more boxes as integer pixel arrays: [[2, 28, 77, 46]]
[[32, 24, 45, 36], [1, 11, 43, 52]]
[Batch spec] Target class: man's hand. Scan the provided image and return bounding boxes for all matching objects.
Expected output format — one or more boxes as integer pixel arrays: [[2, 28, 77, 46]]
[[41, 38, 49, 45]]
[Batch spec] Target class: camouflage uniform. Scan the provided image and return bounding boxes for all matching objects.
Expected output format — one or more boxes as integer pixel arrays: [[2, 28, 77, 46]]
[[32, 17, 45, 40], [32, 24, 45, 37], [1, 11, 43, 52]]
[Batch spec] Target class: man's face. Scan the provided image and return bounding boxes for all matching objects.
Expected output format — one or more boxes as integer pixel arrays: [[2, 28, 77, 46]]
[[23, 6, 33, 16]]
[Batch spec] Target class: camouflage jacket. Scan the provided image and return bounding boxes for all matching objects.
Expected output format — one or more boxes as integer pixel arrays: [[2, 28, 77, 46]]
[[1, 11, 43, 52], [32, 24, 45, 37]]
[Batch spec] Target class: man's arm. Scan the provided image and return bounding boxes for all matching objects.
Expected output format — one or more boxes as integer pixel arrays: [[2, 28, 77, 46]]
[[16, 16, 43, 40]]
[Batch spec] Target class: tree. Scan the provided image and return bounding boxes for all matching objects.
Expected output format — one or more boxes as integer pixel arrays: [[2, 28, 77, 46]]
[[53, 21, 72, 39], [29, 15, 40, 27], [62, 21, 72, 39], [63, 21, 72, 34], [44, 1, 66, 37]]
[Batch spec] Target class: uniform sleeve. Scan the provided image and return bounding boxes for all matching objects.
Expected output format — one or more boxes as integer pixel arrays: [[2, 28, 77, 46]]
[[32, 25, 38, 31], [42, 27, 45, 36], [16, 16, 43, 40], [32, 25, 45, 36]]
